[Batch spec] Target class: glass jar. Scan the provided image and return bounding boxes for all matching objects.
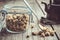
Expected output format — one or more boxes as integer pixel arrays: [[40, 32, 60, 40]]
[[1, 0, 32, 33]]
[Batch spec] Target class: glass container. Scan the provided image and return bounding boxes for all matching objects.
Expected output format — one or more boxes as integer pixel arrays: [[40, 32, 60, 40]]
[[1, 0, 32, 33]]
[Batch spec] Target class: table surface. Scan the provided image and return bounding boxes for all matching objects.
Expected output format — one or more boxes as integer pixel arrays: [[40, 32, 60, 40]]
[[0, 0, 60, 40]]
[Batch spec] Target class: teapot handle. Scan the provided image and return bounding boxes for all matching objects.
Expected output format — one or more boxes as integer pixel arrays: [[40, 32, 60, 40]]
[[50, 0, 53, 5], [50, 0, 54, 4]]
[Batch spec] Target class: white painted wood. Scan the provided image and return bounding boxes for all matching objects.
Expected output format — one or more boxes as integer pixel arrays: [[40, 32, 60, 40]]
[[12, 34, 23, 40], [53, 25, 60, 39], [31, 23, 39, 40], [5, 35, 12, 40], [22, 31, 27, 40], [1, 37, 4, 40], [27, 24, 32, 40], [0, 0, 60, 40]]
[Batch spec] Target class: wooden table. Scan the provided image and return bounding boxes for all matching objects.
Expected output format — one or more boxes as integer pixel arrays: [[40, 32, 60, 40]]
[[0, 0, 60, 40], [0, 24, 59, 40]]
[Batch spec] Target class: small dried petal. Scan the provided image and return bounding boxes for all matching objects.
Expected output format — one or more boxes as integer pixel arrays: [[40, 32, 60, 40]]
[[26, 35, 29, 38], [41, 32, 45, 37], [32, 32, 38, 35], [38, 31, 43, 35], [45, 32, 50, 36]]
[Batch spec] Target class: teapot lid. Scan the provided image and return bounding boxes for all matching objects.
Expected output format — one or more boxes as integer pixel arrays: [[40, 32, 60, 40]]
[[51, 4, 60, 6], [53, 0, 60, 4]]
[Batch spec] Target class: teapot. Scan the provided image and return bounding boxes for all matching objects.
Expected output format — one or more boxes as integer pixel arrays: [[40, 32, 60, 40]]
[[41, 0, 60, 24]]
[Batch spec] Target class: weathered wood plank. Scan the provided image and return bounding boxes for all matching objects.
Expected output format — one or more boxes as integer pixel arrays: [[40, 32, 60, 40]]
[[1, 36, 4, 40], [27, 24, 32, 40], [6, 35, 13, 40], [22, 31, 27, 40], [31, 23, 39, 40], [0, 36, 2, 40], [13, 34, 22, 40], [53, 25, 60, 40], [4, 33, 23, 40]]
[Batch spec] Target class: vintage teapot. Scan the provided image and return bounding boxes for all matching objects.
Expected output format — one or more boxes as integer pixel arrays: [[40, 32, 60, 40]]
[[41, 0, 60, 24]]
